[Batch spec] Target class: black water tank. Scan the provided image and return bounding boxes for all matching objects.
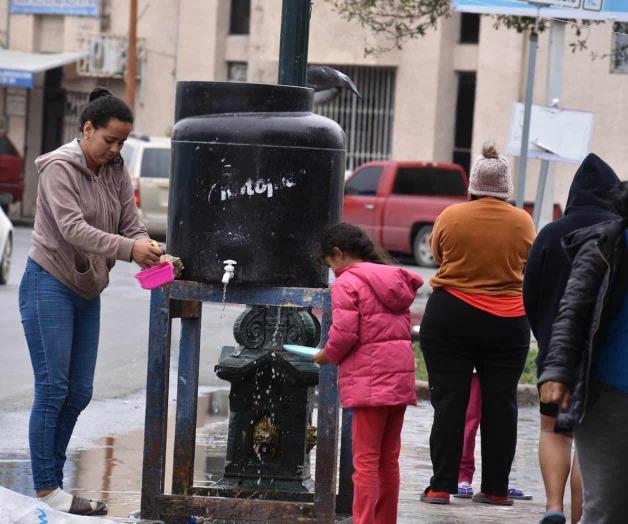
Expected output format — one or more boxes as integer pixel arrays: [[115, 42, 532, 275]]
[[167, 81, 345, 288]]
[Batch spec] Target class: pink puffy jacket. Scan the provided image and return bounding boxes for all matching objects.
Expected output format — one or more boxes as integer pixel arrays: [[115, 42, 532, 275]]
[[324, 262, 423, 408]]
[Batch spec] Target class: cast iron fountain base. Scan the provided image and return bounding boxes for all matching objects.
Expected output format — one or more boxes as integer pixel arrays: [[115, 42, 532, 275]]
[[213, 305, 320, 497]]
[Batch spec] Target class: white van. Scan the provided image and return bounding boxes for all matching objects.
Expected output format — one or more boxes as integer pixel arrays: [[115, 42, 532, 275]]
[[121, 135, 171, 237]]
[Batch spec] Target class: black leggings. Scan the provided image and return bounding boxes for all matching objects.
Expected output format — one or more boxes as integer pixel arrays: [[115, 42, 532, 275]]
[[419, 289, 530, 496]]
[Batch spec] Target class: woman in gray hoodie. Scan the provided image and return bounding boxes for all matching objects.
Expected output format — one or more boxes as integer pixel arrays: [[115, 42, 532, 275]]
[[19, 87, 161, 515]]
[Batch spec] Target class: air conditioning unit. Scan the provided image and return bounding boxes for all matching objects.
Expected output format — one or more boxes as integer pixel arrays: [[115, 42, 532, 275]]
[[79, 34, 143, 78]]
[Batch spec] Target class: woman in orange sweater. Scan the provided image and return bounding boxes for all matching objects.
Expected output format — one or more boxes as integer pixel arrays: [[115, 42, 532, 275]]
[[419, 144, 535, 506]]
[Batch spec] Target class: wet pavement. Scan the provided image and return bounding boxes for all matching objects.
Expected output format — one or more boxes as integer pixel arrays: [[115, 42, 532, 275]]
[[0, 228, 554, 522], [0, 388, 561, 523]]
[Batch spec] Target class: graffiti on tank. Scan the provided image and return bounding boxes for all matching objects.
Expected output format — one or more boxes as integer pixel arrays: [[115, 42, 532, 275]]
[[208, 175, 299, 207]]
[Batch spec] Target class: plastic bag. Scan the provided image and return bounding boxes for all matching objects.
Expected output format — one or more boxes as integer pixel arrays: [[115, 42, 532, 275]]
[[0, 486, 117, 524]]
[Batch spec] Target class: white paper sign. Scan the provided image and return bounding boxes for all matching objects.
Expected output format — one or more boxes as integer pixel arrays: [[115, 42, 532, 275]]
[[506, 103, 595, 164]]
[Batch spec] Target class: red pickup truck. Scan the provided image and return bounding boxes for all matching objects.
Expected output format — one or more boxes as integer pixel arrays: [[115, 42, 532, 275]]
[[343, 160, 561, 267], [343, 161, 468, 267]]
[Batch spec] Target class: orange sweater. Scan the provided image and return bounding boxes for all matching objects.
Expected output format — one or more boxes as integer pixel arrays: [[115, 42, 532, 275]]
[[429, 198, 536, 296]]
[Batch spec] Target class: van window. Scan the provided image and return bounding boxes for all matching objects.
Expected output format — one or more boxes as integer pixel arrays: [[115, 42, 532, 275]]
[[393, 167, 466, 197], [120, 143, 135, 169], [140, 148, 171, 179], [345, 166, 383, 196]]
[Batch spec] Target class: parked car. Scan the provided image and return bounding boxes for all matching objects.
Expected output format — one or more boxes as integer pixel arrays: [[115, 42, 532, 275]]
[[0, 204, 13, 284], [343, 161, 469, 267], [0, 133, 23, 208], [343, 160, 562, 267], [121, 135, 171, 237]]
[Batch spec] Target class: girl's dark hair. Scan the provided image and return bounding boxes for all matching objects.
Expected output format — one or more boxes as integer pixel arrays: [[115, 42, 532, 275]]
[[79, 87, 134, 130], [321, 223, 391, 264], [609, 181, 628, 218]]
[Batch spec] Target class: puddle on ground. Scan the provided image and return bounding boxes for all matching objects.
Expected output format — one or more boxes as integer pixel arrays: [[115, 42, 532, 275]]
[[0, 389, 233, 517]]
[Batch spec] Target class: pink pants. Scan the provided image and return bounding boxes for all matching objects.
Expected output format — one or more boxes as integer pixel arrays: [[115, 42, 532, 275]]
[[459, 374, 482, 484], [352, 405, 406, 524]]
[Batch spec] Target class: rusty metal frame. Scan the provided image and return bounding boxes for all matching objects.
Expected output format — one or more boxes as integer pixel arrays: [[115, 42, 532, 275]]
[[140, 281, 351, 524]]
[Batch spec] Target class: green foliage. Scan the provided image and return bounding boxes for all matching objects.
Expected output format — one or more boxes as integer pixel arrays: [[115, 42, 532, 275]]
[[327, 0, 611, 60]]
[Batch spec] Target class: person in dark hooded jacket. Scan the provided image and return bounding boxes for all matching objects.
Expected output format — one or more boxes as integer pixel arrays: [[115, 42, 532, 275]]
[[523, 153, 619, 524], [539, 181, 628, 524]]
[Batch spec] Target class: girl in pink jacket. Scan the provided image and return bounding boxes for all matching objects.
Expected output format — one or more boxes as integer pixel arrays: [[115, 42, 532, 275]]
[[313, 223, 423, 524]]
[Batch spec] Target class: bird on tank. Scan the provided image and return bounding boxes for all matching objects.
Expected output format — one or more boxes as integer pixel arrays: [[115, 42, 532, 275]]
[[306, 65, 361, 104]]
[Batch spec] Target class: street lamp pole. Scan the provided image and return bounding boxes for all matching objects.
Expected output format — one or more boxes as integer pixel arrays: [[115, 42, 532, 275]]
[[278, 0, 312, 86]]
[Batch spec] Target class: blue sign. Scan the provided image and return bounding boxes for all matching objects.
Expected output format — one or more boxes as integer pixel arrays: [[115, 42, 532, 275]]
[[453, 0, 628, 21], [10, 0, 99, 16], [0, 69, 33, 88]]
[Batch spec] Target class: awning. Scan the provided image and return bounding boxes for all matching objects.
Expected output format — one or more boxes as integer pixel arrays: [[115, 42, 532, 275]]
[[0, 50, 87, 89]]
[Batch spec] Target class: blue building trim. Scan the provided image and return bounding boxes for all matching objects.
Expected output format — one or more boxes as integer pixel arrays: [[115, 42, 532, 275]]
[[10, 1, 99, 17], [0, 70, 33, 88]]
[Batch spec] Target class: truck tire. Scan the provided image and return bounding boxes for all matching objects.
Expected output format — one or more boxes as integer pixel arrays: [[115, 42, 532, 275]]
[[413, 225, 437, 268], [0, 233, 11, 285]]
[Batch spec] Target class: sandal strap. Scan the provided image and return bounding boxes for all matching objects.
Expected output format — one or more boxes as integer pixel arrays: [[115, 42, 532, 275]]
[[69, 496, 107, 515]]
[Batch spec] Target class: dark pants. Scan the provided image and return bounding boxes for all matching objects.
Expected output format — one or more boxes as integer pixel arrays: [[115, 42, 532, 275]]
[[419, 289, 530, 496], [19, 258, 101, 492], [576, 382, 628, 524]]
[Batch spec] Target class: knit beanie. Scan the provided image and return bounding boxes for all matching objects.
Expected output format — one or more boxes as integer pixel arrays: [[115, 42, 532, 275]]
[[468, 143, 513, 200]]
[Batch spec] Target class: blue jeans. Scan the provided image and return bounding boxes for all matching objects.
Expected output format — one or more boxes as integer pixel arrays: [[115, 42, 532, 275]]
[[19, 258, 100, 492]]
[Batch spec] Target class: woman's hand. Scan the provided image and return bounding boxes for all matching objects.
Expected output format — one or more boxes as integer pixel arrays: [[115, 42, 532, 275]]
[[313, 351, 329, 365], [132, 238, 162, 268], [539, 381, 571, 409]]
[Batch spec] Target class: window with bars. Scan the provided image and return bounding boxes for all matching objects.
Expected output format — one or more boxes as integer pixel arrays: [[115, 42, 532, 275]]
[[63, 91, 89, 144], [313, 65, 396, 172]]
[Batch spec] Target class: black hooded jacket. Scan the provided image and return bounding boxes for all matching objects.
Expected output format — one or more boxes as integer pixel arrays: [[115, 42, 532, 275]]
[[523, 154, 620, 374], [538, 218, 628, 431]]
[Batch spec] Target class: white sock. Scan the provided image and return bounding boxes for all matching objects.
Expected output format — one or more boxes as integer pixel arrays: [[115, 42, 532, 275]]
[[40, 488, 100, 512], [39, 488, 73, 512]]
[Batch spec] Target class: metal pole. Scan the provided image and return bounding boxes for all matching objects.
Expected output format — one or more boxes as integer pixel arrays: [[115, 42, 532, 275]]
[[516, 16, 540, 209], [278, 0, 312, 86], [125, 0, 138, 110], [533, 160, 549, 226], [533, 20, 565, 229]]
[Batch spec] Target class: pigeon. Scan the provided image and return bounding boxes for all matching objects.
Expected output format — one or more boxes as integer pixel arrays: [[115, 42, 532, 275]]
[[306, 65, 361, 105]]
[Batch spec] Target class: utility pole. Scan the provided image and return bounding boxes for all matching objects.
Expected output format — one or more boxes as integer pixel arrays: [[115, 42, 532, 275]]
[[515, 6, 541, 208], [277, 0, 312, 86], [125, 0, 138, 110]]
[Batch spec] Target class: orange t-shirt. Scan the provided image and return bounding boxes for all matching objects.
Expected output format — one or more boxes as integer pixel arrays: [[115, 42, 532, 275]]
[[429, 198, 536, 296]]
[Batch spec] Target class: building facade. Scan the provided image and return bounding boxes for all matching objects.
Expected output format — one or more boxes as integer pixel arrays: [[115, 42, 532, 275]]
[[1, 0, 627, 217]]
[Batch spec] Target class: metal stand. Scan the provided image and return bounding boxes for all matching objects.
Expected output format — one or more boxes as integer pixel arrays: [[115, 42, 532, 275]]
[[140, 280, 352, 524]]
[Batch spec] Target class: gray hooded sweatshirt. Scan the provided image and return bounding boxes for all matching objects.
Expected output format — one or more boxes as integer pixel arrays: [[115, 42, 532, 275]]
[[30, 139, 148, 299]]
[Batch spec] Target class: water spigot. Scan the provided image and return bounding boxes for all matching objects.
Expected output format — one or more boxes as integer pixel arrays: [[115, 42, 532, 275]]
[[222, 259, 237, 284]]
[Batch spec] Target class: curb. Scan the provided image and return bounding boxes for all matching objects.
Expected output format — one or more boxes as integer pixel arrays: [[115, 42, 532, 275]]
[[415, 380, 539, 407]]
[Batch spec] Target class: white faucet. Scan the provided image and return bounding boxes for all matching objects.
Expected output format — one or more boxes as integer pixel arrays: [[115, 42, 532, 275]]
[[222, 259, 237, 284]]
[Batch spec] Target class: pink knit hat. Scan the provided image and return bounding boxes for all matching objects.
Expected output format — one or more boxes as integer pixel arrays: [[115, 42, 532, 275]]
[[468, 143, 513, 200]]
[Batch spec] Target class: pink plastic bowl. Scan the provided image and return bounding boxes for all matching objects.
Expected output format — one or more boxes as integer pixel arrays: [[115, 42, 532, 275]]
[[135, 261, 175, 290]]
